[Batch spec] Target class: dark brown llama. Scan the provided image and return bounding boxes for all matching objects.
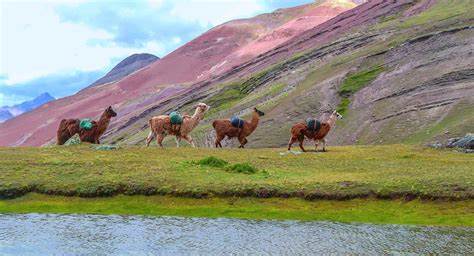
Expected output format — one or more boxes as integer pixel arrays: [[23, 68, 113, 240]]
[[212, 107, 264, 148], [287, 110, 342, 152], [56, 106, 117, 145]]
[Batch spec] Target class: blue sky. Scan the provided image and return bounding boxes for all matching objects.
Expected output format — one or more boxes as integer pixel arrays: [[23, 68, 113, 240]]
[[0, 0, 312, 106]]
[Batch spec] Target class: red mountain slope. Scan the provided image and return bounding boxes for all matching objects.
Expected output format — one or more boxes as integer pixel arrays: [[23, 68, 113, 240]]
[[0, 0, 359, 146]]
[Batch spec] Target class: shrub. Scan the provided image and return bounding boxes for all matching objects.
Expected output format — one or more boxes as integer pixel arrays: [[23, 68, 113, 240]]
[[195, 156, 228, 168], [226, 163, 258, 174]]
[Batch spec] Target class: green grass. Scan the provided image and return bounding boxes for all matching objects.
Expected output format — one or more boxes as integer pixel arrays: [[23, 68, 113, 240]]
[[403, 100, 474, 144], [1, 145, 473, 226], [206, 81, 246, 116], [399, 0, 474, 29], [194, 156, 229, 168], [336, 65, 384, 115], [338, 65, 384, 97], [225, 163, 258, 174], [336, 98, 350, 115], [1, 193, 472, 226], [0, 145, 472, 200]]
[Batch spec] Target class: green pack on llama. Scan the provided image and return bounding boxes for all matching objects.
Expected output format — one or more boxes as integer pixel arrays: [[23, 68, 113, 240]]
[[79, 119, 93, 130], [169, 111, 183, 125]]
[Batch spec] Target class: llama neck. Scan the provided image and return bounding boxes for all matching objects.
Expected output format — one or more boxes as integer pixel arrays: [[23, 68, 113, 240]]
[[326, 114, 337, 127], [97, 112, 111, 135], [189, 108, 204, 129], [246, 112, 260, 133]]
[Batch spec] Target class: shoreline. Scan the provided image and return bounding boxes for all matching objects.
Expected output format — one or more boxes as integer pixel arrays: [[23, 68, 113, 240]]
[[1, 194, 473, 227]]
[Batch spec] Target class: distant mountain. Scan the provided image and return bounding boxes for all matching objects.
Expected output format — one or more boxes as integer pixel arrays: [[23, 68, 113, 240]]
[[0, 110, 13, 122], [0, 92, 55, 122], [86, 53, 159, 89]]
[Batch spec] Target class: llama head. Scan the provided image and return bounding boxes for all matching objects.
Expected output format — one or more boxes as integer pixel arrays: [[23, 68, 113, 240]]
[[332, 110, 343, 119], [106, 106, 117, 117], [196, 102, 210, 112], [254, 107, 265, 117]]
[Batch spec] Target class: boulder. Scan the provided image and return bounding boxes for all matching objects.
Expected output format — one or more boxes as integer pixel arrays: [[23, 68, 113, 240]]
[[64, 134, 81, 146], [451, 134, 474, 149]]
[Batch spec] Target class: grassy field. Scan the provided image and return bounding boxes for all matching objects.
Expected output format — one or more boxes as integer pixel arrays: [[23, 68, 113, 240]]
[[0, 144, 472, 199], [1, 144, 473, 226], [1, 193, 473, 227]]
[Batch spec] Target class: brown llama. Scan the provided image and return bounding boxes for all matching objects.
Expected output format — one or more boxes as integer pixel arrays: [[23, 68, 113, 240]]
[[212, 107, 265, 148], [56, 106, 117, 145], [146, 103, 210, 147], [287, 110, 343, 152]]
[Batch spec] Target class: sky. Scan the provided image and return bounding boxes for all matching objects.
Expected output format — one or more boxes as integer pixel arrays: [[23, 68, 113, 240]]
[[0, 0, 312, 106]]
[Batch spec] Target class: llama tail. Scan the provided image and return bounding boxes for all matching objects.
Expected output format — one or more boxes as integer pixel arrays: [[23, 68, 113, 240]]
[[212, 120, 218, 128]]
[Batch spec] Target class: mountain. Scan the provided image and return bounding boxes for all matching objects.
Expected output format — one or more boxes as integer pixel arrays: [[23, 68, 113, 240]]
[[0, 93, 55, 123], [0, 110, 13, 122], [1, 0, 473, 147], [85, 53, 159, 89], [0, 0, 355, 146]]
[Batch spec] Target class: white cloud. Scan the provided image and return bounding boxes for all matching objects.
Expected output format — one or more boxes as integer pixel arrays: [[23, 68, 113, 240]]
[[0, 1, 163, 85], [0, 0, 302, 97], [0, 92, 30, 106], [172, 36, 182, 45]]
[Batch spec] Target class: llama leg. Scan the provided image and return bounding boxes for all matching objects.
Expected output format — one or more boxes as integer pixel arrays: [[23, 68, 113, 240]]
[[146, 130, 155, 147], [322, 139, 326, 152], [315, 140, 319, 151], [288, 136, 298, 151], [183, 135, 195, 147], [215, 135, 224, 148], [157, 133, 165, 148], [238, 136, 247, 148], [298, 135, 306, 152], [175, 136, 180, 148]]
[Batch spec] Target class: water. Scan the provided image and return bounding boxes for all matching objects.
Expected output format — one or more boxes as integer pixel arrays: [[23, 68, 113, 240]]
[[0, 214, 473, 255]]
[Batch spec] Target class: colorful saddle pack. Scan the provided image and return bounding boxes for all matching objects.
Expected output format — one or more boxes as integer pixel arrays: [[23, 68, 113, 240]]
[[79, 119, 93, 130], [305, 118, 321, 132], [230, 116, 244, 128], [169, 111, 183, 125]]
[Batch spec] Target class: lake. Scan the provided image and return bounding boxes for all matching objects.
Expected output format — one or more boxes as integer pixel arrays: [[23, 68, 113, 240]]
[[1, 213, 473, 254]]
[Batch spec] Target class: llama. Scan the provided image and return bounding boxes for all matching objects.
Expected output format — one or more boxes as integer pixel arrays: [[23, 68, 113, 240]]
[[287, 110, 343, 152], [57, 106, 117, 145], [212, 107, 265, 148], [146, 103, 210, 147]]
